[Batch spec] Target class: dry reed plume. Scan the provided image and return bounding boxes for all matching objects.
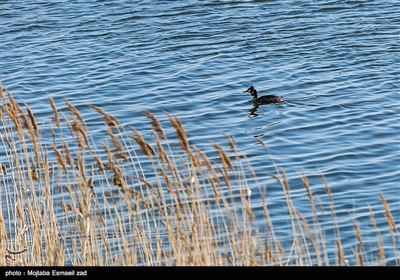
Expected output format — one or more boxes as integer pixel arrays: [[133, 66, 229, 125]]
[[0, 84, 398, 266]]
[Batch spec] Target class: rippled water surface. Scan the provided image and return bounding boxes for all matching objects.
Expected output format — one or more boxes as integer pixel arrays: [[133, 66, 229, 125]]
[[1, 0, 399, 265]]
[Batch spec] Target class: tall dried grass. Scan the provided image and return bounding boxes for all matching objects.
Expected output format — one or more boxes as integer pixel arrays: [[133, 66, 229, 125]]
[[0, 84, 398, 266]]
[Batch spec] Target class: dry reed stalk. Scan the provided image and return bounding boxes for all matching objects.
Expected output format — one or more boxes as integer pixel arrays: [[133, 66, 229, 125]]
[[131, 127, 155, 158], [336, 239, 347, 266], [106, 129, 123, 153], [106, 128, 127, 160], [64, 100, 86, 128], [14, 106, 41, 170], [277, 169, 315, 265], [299, 213, 318, 262], [379, 192, 399, 265], [212, 142, 234, 172], [222, 132, 237, 154], [144, 110, 166, 140], [193, 146, 222, 188], [71, 115, 90, 151], [241, 196, 254, 223], [17, 105, 31, 133], [74, 154, 88, 182], [299, 170, 323, 266], [60, 110, 77, 145], [65, 102, 96, 154], [1, 164, 6, 175], [1, 125, 13, 151], [175, 155, 193, 196], [351, 218, 364, 266], [25, 104, 38, 134], [60, 139, 74, 169], [51, 144, 67, 174], [379, 192, 397, 233], [255, 138, 280, 176], [260, 190, 275, 264], [3, 93, 23, 139], [216, 165, 232, 195], [0, 83, 5, 101], [93, 156, 107, 172], [47, 94, 60, 128], [368, 205, 386, 265], [154, 137, 170, 165], [87, 104, 119, 127], [160, 168, 173, 194], [101, 142, 117, 172], [320, 170, 344, 266], [165, 112, 190, 153]]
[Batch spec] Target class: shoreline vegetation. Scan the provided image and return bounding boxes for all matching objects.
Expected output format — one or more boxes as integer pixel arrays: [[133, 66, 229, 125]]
[[0, 84, 398, 266]]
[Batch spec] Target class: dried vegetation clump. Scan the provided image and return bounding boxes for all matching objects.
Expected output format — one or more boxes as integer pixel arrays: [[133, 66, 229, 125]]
[[0, 84, 398, 266]]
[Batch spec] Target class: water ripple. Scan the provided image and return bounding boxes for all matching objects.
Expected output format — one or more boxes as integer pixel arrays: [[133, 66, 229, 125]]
[[1, 0, 399, 265]]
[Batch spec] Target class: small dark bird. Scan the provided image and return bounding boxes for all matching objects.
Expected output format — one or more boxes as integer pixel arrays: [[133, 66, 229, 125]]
[[244, 86, 284, 104]]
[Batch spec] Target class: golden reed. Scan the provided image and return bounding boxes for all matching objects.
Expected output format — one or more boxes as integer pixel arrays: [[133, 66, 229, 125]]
[[0, 84, 398, 266]]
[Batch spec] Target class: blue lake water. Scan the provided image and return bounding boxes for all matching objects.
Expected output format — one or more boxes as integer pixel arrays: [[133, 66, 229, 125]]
[[1, 0, 399, 265]]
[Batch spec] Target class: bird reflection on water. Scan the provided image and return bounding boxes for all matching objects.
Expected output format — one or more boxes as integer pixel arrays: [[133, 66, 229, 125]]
[[247, 101, 284, 118]]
